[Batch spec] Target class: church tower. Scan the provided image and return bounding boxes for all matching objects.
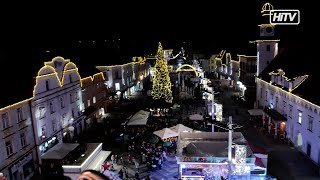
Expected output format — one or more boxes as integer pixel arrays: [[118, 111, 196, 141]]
[[256, 3, 279, 76]]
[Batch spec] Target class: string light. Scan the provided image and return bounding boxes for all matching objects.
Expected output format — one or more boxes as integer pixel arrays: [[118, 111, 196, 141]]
[[151, 42, 173, 103], [176, 64, 199, 77]]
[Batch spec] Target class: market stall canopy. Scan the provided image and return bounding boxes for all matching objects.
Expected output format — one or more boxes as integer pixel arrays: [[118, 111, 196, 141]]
[[153, 128, 179, 140], [189, 114, 204, 121], [248, 109, 263, 116], [41, 143, 79, 160], [127, 110, 150, 126], [170, 124, 193, 133]]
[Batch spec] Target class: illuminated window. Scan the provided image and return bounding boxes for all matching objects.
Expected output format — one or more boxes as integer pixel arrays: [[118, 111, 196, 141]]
[[308, 116, 313, 132], [46, 80, 50, 91], [298, 110, 302, 124], [77, 91, 80, 100], [115, 83, 120, 91], [60, 97, 65, 109], [2, 112, 9, 129], [87, 99, 91, 107], [17, 108, 23, 122], [5, 140, 13, 157], [93, 96, 96, 104], [50, 101, 55, 114], [20, 132, 26, 148], [39, 107, 46, 119]]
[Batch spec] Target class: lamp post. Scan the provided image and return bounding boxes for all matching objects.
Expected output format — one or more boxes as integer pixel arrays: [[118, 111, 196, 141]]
[[212, 116, 242, 179]]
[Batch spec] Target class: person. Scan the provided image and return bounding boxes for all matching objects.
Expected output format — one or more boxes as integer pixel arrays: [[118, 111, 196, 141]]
[[118, 168, 124, 179], [0, 173, 7, 180], [77, 169, 111, 180]]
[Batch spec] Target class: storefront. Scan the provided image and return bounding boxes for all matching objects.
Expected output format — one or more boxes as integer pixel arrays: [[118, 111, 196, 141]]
[[39, 135, 61, 155], [8, 152, 35, 180], [263, 106, 287, 139]]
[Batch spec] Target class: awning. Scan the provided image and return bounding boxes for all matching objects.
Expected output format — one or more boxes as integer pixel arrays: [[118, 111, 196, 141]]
[[263, 107, 287, 121], [41, 143, 79, 160], [248, 109, 263, 116]]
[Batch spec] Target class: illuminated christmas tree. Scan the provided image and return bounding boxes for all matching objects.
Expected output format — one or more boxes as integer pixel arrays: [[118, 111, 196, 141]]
[[151, 42, 173, 103]]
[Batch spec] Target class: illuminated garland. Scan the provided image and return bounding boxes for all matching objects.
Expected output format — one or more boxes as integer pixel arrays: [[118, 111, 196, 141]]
[[132, 56, 146, 64], [151, 42, 173, 103]]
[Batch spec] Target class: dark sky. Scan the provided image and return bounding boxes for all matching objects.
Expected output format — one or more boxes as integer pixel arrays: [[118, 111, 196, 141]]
[[0, 1, 309, 107]]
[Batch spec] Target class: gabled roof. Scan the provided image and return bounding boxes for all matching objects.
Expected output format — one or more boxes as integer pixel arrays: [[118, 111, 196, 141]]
[[258, 39, 319, 105]]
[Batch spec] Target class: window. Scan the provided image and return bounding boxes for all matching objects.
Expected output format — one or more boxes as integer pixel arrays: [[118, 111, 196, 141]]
[[93, 96, 96, 104], [260, 88, 263, 98], [52, 120, 57, 132], [267, 45, 270, 51], [17, 108, 23, 122], [2, 112, 9, 129], [20, 132, 26, 148], [72, 109, 75, 119], [115, 83, 120, 91], [69, 74, 72, 83], [77, 91, 80, 100], [50, 101, 55, 114], [298, 110, 302, 124], [39, 107, 46, 119], [308, 116, 313, 132], [41, 125, 46, 138], [265, 91, 268, 102], [70, 93, 74, 104], [275, 96, 279, 108], [87, 99, 91, 107], [283, 101, 287, 115], [62, 114, 66, 126], [6, 140, 13, 157], [60, 97, 65, 109], [46, 80, 50, 91], [289, 105, 293, 118]]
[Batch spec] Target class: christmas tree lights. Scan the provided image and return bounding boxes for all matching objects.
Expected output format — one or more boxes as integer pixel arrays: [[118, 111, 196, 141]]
[[151, 42, 173, 103]]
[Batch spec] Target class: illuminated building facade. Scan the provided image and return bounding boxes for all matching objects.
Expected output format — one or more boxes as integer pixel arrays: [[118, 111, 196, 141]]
[[31, 57, 85, 165], [81, 72, 108, 127], [0, 99, 37, 180], [211, 50, 240, 88], [96, 61, 148, 100], [256, 46, 320, 165]]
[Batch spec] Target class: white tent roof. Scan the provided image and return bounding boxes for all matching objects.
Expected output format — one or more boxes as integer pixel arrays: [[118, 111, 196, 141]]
[[153, 128, 179, 140], [189, 114, 204, 120], [169, 124, 193, 133], [248, 109, 263, 116], [127, 110, 150, 126]]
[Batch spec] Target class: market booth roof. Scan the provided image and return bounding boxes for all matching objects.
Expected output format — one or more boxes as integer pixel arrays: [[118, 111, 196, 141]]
[[41, 143, 79, 160]]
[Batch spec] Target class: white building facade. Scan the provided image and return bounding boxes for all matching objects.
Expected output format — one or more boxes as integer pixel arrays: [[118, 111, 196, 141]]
[[96, 61, 148, 100], [256, 72, 320, 165], [0, 99, 37, 180], [31, 57, 85, 166]]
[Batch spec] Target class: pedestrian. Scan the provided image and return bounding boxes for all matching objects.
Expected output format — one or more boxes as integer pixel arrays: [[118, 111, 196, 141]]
[[118, 168, 124, 179], [135, 172, 140, 180], [134, 160, 140, 172]]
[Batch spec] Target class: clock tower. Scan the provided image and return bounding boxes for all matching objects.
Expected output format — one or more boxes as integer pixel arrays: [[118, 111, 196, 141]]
[[256, 2, 279, 76]]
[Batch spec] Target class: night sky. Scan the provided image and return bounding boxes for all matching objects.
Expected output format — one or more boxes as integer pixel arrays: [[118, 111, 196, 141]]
[[0, 1, 309, 107]]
